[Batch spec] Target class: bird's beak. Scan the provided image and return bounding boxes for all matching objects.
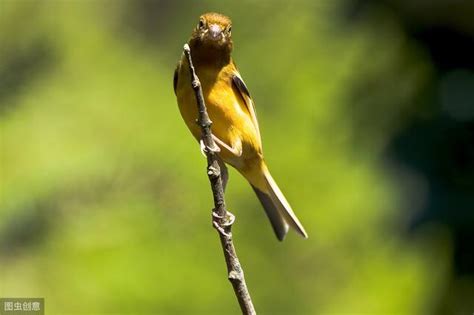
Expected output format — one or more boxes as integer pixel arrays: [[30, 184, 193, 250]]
[[208, 24, 222, 40]]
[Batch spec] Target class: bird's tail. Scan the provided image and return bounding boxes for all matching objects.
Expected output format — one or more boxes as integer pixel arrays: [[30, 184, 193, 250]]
[[248, 164, 308, 241]]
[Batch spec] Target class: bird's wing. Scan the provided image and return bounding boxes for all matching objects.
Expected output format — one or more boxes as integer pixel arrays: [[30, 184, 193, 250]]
[[173, 63, 179, 95], [232, 73, 262, 148]]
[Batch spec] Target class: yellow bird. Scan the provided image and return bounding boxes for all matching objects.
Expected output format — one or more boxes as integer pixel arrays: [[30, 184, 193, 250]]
[[174, 12, 308, 240]]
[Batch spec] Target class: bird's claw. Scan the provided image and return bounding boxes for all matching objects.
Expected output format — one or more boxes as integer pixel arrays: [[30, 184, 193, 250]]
[[223, 212, 235, 227], [200, 139, 220, 157], [212, 211, 235, 227], [212, 221, 231, 237], [200, 139, 206, 157]]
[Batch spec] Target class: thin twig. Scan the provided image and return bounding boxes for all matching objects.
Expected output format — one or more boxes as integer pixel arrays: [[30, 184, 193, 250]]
[[183, 43, 256, 315]]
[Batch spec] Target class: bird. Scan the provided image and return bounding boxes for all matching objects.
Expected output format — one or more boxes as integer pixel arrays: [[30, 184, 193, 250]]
[[173, 12, 308, 240]]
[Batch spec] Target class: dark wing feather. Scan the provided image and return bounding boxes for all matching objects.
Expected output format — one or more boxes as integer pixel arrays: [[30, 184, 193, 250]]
[[232, 74, 251, 98], [232, 74, 262, 147], [173, 64, 179, 95]]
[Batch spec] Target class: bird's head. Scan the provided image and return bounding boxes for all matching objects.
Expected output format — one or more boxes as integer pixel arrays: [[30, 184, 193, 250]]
[[190, 12, 233, 56]]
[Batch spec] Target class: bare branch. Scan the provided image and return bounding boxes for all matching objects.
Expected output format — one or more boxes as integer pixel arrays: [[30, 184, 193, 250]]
[[183, 43, 256, 315]]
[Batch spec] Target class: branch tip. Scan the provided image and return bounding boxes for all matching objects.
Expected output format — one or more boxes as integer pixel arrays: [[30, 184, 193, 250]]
[[183, 43, 190, 54]]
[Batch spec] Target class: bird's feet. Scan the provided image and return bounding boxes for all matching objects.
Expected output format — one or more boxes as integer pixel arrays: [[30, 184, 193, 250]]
[[212, 211, 235, 237], [200, 139, 220, 157]]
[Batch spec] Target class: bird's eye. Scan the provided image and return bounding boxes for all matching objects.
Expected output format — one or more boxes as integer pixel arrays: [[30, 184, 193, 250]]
[[199, 20, 205, 29], [228, 26, 232, 33]]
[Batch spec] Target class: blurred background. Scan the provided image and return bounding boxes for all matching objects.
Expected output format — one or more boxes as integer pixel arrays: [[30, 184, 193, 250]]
[[0, 0, 473, 314]]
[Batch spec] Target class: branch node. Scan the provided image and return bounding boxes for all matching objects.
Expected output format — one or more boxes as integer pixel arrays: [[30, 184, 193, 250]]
[[208, 165, 220, 178], [228, 270, 242, 281], [192, 79, 200, 89]]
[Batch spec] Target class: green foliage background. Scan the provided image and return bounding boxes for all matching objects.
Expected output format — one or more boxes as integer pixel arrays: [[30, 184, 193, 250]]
[[1, 1, 471, 314]]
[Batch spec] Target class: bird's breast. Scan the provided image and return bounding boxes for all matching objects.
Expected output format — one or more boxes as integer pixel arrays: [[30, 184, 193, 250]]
[[176, 62, 261, 168]]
